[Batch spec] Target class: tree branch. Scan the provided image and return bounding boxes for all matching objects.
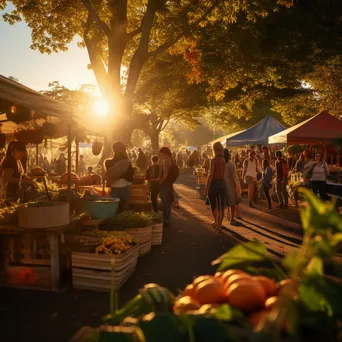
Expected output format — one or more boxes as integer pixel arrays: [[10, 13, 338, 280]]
[[127, 17, 144, 40], [81, 0, 111, 37], [148, 0, 221, 56], [84, 15, 110, 97]]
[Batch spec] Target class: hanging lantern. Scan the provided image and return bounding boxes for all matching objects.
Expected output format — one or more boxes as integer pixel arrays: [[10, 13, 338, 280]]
[[6, 105, 32, 123], [42, 122, 57, 138], [92, 140, 103, 156]]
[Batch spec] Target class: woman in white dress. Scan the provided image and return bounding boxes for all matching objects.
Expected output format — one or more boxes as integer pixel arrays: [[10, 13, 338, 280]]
[[224, 149, 242, 223]]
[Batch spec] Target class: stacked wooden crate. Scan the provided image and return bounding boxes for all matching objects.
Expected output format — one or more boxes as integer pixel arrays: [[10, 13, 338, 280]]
[[72, 243, 139, 291]]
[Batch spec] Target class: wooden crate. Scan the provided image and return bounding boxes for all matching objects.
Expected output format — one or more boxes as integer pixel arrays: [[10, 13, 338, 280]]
[[151, 223, 163, 245], [129, 184, 149, 202], [125, 226, 152, 256], [0, 230, 69, 291], [72, 243, 139, 291], [8, 235, 51, 265]]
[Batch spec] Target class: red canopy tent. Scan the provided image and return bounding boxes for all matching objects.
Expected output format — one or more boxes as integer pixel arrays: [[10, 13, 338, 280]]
[[268, 111, 342, 145]]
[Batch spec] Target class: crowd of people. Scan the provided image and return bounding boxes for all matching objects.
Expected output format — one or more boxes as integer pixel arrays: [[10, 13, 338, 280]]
[[204, 142, 331, 232], [0, 138, 332, 229]]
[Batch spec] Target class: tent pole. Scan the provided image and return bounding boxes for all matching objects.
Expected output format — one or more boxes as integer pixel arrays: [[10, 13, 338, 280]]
[[75, 136, 79, 176], [67, 120, 72, 197]]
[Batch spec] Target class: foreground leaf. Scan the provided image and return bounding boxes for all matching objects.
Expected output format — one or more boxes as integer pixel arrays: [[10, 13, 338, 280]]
[[212, 241, 269, 271]]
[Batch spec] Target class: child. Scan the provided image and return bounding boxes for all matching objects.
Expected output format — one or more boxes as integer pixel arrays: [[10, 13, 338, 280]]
[[146, 155, 161, 212]]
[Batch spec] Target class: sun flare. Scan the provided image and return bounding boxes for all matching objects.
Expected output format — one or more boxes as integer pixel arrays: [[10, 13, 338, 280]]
[[93, 100, 110, 117]]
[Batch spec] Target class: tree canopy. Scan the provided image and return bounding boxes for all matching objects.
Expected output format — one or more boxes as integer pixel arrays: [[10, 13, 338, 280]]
[[0, 0, 293, 142], [194, 0, 342, 128]]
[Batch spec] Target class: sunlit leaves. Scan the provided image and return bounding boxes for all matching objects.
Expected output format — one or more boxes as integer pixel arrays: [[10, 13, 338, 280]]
[[212, 241, 269, 271], [299, 187, 342, 234]]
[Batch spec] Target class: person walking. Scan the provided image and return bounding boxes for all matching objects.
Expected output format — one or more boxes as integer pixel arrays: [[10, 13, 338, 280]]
[[104, 142, 134, 212], [78, 155, 86, 177], [242, 150, 261, 208], [145, 155, 161, 213], [159, 147, 176, 226], [136, 148, 148, 173], [261, 159, 273, 210], [275, 150, 289, 209], [205, 142, 226, 232], [307, 152, 329, 200], [224, 149, 242, 223]]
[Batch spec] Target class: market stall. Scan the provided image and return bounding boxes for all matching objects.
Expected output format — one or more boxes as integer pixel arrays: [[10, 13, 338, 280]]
[[226, 115, 286, 147]]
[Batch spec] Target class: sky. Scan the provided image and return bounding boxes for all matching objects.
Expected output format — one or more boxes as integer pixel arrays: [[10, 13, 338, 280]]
[[0, 6, 97, 92]]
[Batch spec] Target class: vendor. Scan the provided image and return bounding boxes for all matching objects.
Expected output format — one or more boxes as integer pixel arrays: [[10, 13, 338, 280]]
[[104, 142, 134, 211], [1, 141, 36, 203]]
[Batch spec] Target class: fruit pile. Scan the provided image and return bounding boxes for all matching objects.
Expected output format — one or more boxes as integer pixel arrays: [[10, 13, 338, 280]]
[[174, 269, 296, 329], [95, 232, 138, 255]]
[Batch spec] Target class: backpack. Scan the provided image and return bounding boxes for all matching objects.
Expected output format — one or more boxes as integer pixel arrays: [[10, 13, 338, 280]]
[[122, 163, 134, 182], [167, 161, 180, 184]]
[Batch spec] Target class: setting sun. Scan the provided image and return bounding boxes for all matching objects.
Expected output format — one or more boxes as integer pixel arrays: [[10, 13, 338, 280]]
[[93, 99, 110, 117]]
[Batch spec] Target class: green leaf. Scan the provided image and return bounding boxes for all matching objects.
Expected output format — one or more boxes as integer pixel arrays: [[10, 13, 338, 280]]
[[138, 313, 188, 342], [305, 257, 323, 276], [212, 304, 234, 322], [331, 232, 342, 247], [282, 250, 307, 273], [212, 241, 269, 271], [245, 266, 287, 281], [193, 316, 233, 342], [299, 278, 333, 317], [299, 188, 342, 234]]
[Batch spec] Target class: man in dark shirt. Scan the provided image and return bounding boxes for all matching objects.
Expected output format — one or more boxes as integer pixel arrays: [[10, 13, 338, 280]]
[[146, 155, 161, 212], [275, 150, 289, 209]]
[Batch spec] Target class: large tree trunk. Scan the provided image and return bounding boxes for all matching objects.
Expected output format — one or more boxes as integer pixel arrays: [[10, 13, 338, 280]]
[[150, 130, 160, 154]]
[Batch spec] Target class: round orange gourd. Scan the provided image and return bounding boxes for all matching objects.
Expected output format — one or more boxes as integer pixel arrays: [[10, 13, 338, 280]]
[[194, 279, 228, 305], [173, 296, 201, 314], [183, 284, 195, 297], [192, 275, 218, 289], [264, 296, 279, 310], [248, 310, 269, 328], [227, 282, 266, 312], [253, 276, 278, 297], [224, 274, 252, 290], [220, 269, 248, 284]]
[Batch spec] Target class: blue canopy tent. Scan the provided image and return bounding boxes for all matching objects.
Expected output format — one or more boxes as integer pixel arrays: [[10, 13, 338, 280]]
[[226, 115, 286, 146]]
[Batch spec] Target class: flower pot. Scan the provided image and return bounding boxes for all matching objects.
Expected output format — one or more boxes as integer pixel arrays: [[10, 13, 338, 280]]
[[18, 201, 70, 229], [81, 197, 120, 219]]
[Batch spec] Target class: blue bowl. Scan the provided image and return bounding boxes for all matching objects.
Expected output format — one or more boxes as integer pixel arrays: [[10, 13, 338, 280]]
[[82, 196, 120, 219]]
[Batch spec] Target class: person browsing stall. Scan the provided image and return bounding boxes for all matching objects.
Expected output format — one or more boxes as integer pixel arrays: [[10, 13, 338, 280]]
[[1, 141, 36, 203], [104, 142, 134, 211], [146, 155, 161, 213]]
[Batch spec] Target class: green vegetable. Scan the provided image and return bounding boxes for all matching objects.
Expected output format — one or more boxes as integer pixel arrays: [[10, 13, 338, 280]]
[[103, 211, 153, 229]]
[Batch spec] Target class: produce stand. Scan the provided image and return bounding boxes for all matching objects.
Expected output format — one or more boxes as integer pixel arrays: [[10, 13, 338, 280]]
[[0, 224, 69, 291]]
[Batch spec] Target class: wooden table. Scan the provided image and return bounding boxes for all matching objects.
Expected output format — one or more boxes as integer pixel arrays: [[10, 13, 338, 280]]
[[0, 225, 69, 292]]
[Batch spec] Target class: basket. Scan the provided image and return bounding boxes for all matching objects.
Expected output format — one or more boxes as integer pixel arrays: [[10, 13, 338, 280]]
[[81, 197, 120, 219], [151, 223, 163, 245], [18, 201, 70, 229], [125, 226, 152, 256]]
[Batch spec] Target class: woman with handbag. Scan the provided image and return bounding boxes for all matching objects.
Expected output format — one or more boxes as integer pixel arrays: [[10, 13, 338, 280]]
[[224, 149, 242, 223], [204, 142, 226, 233], [308, 152, 329, 200], [262, 159, 273, 210]]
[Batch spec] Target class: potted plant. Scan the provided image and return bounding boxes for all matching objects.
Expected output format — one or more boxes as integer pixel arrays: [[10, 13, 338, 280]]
[[104, 211, 153, 256]]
